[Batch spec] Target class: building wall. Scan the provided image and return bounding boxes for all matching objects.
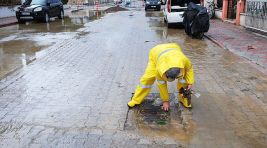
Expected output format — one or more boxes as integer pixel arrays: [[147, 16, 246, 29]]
[[240, 13, 245, 26], [215, 9, 223, 19]]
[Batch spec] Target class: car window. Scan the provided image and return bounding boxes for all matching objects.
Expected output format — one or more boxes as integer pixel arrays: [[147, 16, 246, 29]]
[[149, 0, 160, 1], [171, 0, 200, 6], [187, 0, 200, 4], [171, 0, 186, 6], [51, 0, 59, 3], [28, 0, 47, 5]]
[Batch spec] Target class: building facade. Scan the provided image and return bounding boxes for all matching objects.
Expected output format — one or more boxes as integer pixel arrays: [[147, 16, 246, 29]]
[[212, 0, 266, 32]]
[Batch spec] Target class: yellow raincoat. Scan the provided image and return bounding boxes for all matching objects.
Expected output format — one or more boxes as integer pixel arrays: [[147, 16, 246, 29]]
[[128, 43, 194, 107]]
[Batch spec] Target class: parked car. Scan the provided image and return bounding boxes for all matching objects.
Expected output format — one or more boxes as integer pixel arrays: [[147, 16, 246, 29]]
[[15, 0, 64, 23], [125, 0, 131, 6], [163, 0, 200, 27], [114, 0, 122, 5], [145, 0, 161, 11]]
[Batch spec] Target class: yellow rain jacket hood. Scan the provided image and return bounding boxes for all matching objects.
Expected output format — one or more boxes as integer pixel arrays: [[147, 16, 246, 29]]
[[150, 43, 194, 84]]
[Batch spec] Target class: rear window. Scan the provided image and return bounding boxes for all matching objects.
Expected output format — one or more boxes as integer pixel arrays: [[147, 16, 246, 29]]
[[147, 0, 160, 2], [171, 0, 200, 6]]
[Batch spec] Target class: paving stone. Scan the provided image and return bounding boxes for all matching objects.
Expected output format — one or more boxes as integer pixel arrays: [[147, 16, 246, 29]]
[[0, 4, 266, 148]]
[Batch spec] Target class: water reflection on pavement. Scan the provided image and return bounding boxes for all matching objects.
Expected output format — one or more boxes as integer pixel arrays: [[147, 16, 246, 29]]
[[0, 10, 105, 79]]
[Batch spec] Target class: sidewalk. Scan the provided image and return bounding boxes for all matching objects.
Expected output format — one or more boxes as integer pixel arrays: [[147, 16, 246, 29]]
[[205, 19, 267, 75], [0, 16, 17, 27], [0, 6, 16, 27]]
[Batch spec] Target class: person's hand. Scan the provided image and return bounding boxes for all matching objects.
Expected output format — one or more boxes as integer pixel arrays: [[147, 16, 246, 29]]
[[162, 101, 170, 111], [187, 84, 193, 90]]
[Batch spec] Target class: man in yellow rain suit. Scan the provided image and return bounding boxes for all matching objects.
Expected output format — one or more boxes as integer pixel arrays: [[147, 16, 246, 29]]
[[128, 43, 195, 111]]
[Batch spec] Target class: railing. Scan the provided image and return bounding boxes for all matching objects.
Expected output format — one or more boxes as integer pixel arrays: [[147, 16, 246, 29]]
[[246, 0, 267, 18]]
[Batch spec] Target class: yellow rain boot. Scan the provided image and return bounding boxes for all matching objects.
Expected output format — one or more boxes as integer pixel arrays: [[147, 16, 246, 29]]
[[177, 80, 192, 108], [128, 100, 138, 108], [179, 92, 192, 108]]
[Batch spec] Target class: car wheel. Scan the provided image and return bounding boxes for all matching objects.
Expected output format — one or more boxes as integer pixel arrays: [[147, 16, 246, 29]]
[[167, 23, 171, 28], [17, 19, 25, 24], [43, 12, 49, 23], [58, 9, 64, 19]]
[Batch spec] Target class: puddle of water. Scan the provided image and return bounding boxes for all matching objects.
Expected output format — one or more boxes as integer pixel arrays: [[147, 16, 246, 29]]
[[0, 9, 106, 80], [125, 93, 196, 143], [0, 40, 46, 79], [145, 11, 163, 18], [105, 6, 128, 13], [68, 10, 106, 26]]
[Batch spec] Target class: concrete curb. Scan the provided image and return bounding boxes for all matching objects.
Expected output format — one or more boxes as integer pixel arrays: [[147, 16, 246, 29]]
[[70, 8, 84, 13], [0, 21, 17, 27], [204, 34, 226, 50], [0, 16, 17, 27]]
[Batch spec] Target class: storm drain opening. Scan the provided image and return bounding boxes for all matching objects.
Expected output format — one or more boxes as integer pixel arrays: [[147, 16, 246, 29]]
[[124, 93, 196, 142]]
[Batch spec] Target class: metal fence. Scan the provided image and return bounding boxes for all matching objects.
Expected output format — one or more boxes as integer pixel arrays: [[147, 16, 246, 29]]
[[246, 0, 267, 18]]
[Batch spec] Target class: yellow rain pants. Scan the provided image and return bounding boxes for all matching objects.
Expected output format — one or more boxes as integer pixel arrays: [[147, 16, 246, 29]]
[[128, 43, 195, 107]]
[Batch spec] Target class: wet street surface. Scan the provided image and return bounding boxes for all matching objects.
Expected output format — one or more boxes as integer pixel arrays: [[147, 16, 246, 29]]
[[125, 93, 196, 144], [0, 3, 267, 148], [0, 9, 106, 79]]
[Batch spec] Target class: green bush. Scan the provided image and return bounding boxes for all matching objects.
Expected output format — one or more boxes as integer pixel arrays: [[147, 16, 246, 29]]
[[61, 0, 68, 4]]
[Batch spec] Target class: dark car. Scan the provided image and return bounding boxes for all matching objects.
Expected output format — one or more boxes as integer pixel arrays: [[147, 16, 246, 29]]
[[15, 0, 64, 23], [145, 0, 161, 11]]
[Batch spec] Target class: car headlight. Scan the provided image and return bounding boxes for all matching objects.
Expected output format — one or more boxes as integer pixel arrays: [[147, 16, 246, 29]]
[[34, 7, 42, 12], [146, 1, 150, 4]]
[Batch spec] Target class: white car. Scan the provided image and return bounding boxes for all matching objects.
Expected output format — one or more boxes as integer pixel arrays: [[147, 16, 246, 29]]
[[163, 0, 187, 27]]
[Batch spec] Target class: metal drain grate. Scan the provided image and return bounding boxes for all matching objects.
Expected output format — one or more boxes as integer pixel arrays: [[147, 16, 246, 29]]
[[124, 93, 181, 130], [124, 93, 196, 143]]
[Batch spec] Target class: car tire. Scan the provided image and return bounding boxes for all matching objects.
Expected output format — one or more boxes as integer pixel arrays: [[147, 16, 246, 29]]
[[43, 12, 49, 23], [58, 9, 64, 19], [17, 19, 25, 24], [167, 23, 171, 28]]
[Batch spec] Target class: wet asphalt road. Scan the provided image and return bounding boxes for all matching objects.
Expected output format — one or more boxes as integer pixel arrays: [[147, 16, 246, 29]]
[[0, 3, 267, 148]]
